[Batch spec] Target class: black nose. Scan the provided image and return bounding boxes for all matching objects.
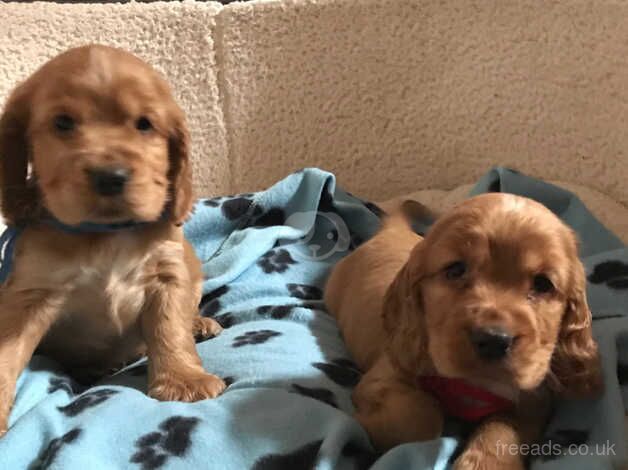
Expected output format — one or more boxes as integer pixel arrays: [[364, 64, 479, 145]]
[[86, 167, 130, 197], [469, 328, 513, 361]]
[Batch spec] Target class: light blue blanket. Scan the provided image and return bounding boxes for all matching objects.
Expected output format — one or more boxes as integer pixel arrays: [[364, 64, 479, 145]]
[[0, 167, 626, 470]]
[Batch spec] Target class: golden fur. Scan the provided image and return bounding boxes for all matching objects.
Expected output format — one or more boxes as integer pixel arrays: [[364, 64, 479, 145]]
[[0, 45, 225, 436], [325, 194, 603, 469]]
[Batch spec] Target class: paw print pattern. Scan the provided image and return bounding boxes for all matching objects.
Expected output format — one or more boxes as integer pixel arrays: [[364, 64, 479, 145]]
[[203, 193, 254, 210], [312, 358, 362, 387], [302, 301, 324, 311], [203, 197, 222, 208], [199, 285, 229, 317], [252, 439, 323, 470], [222, 197, 254, 220], [287, 283, 323, 300], [57, 389, 119, 417], [257, 305, 295, 319], [48, 376, 88, 395], [258, 249, 297, 274], [237, 205, 285, 229], [223, 376, 236, 387], [213, 312, 236, 328], [232, 330, 282, 348], [291, 384, 338, 408], [588, 260, 628, 289], [131, 416, 200, 470], [204, 193, 286, 228], [250, 208, 286, 228], [32, 428, 82, 469]]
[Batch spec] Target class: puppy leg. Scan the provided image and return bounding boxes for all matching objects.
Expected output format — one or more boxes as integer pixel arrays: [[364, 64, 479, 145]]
[[353, 357, 444, 451], [143, 295, 225, 401], [142, 248, 225, 402], [454, 394, 549, 470], [0, 289, 64, 435], [193, 317, 223, 341], [453, 417, 525, 470], [183, 242, 221, 342]]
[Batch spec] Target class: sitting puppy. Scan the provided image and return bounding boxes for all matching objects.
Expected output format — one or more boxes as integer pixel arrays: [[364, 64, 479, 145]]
[[0, 45, 225, 435], [325, 194, 602, 469]]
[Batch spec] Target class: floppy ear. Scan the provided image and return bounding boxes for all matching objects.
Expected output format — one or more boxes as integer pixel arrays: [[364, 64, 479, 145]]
[[382, 249, 429, 375], [397, 199, 439, 236], [0, 82, 39, 225], [167, 106, 193, 226], [549, 258, 603, 398], [399, 199, 439, 223]]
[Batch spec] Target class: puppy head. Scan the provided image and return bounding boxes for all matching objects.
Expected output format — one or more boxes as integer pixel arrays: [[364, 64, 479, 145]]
[[383, 194, 601, 398], [0, 44, 192, 226]]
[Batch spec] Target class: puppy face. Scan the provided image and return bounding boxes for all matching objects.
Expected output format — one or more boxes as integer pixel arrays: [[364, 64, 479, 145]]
[[385, 194, 600, 397], [0, 45, 192, 226]]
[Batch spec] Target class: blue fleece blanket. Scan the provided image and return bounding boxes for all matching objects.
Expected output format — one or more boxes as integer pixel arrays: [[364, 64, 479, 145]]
[[0, 167, 626, 470]]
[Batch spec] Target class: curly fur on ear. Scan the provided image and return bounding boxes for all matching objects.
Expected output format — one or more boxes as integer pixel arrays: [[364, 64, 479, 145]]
[[167, 108, 193, 226], [0, 82, 40, 225], [549, 259, 603, 398], [382, 253, 429, 376]]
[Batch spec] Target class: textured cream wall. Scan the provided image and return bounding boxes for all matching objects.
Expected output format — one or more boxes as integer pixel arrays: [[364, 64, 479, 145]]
[[0, 2, 230, 197], [2, 1, 628, 208], [219, 0, 628, 204]]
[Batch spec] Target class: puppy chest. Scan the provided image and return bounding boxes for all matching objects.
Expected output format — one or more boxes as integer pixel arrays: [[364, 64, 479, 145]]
[[60, 253, 151, 333]]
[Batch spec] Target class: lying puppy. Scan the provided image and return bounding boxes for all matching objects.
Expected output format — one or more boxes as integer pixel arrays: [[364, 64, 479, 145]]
[[325, 194, 602, 469], [0, 45, 225, 435]]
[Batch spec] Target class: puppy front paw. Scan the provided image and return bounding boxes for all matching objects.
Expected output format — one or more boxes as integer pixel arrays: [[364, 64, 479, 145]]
[[454, 450, 524, 470], [148, 371, 226, 402], [0, 406, 9, 438], [193, 317, 223, 341]]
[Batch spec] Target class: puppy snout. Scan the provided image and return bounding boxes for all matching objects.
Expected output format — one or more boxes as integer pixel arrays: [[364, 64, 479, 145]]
[[86, 167, 130, 197], [469, 327, 513, 361]]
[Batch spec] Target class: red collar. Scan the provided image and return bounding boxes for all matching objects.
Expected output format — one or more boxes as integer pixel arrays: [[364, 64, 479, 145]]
[[418, 375, 514, 421]]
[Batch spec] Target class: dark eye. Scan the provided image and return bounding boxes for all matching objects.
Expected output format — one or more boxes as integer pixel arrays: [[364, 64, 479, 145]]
[[53, 114, 75, 133], [135, 116, 153, 132], [445, 261, 467, 280], [533, 274, 555, 294]]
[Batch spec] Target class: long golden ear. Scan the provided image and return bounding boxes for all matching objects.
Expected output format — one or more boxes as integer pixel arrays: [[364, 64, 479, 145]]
[[399, 199, 439, 224], [167, 106, 193, 226], [0, 82, 39, 225], [382, 252, 428, 375], [549, 258, 603, 399]]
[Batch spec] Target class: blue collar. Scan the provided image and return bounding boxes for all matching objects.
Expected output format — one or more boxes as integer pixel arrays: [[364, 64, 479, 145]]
[[41, 217, 150, 234], [0, 202, 173, 283], [40, 207, 171, 234], [0, 216, 155, 284], [0, 226, 21, 284]]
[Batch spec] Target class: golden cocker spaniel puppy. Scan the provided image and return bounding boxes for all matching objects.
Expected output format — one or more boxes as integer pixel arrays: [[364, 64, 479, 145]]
[[325, 194, 602, 469], [0, 45, 225, 436]]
